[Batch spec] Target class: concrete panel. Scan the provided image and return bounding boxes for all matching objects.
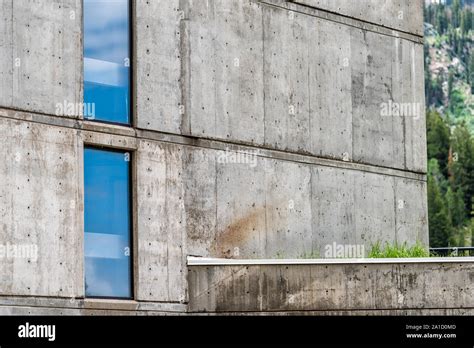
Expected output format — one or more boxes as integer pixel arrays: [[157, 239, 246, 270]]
[[0, 118, 82, 298], [264, 160, 312, 258], [263, 7, 311, 152], [354, 172, 396, 248], [311, 168, 426, 257], [188, 259, 474, 312], [263, 9, 353, 160], [309, 19, 352, 160], [394, 178, 429, 246], [405, 43, 427, 173], [0, 0, 82, 115], [291, 0, 424, 36], [214, 150, 266, 258], [390, 38, 427, 174], [182, 147, 217, 258], [351, 28, 405, 169], [0, 0, 13, 107], [136, 140, 186, 302], [311, 167, 356, 257], [135, 0, 183, 133], [392, 37, 412, 173], [187, 0, 265, 144]]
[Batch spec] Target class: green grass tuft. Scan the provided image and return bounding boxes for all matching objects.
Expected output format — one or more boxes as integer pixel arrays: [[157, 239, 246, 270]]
[[368, 241, 429, 258]]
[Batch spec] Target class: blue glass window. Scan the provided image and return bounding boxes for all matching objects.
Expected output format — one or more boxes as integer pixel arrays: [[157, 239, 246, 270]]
[[84, 147, 132, 298], [83, 0, 131, 124]]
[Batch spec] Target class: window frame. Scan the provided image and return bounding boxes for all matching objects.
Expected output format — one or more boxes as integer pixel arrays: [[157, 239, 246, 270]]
[[83, 145, 135, 300], [82, 0, 134, 127]]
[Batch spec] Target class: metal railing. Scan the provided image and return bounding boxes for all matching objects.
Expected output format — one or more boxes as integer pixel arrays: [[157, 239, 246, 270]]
[[430, 247, 474, 257]]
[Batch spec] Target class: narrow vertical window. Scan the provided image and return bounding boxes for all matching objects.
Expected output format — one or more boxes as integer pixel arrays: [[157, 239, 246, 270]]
[[83, 0, 131, 124], [84, 147, 132, 298]]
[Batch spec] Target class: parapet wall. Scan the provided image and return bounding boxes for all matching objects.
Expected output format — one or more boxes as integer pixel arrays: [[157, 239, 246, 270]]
[[188, 257, 474, 314]]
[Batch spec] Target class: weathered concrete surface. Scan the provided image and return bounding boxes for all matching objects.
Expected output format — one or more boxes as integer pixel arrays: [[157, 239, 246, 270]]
[[188, 258, 474, 313], [183, 155, 428, 260], [291, 0, 424, 36], [135, 0, 183, 132], [185, 0, 265, 144], [312, 168, 429, 256], [0, 0, 82, 116], [133, 134, 428, 300], [0, 297, 186, 315], [0, 0, 426, 172], [0, 0, 429, 313], [0, 117, 83, 298], [0, 0, 13, 107], [0, 109, 442, 313], [135, 0, 427, 172], [136, 141, 187, 302], [0, 112, 427, 304]]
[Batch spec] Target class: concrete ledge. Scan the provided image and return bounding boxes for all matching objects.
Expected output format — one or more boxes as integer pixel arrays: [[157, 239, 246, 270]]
[[188, 257, 474, 314], [188, 256, 474, 265], [0, 296, 187, 315], [260, 0, 424, 43], [287, 0, 423, 37]]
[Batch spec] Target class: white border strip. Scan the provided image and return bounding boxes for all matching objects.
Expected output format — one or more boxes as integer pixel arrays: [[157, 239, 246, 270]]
[[187, 256, 474, 266]]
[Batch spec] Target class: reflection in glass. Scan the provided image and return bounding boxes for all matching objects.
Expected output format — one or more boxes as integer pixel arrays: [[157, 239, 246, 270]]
[[84, 0, 130, 124], [84, 147, 132, 298]]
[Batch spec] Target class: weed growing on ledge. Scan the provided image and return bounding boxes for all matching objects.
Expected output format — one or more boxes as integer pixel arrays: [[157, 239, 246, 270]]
[[368, 241, 429, 258]]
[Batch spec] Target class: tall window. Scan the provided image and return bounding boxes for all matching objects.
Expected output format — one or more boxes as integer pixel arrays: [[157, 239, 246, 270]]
[[84, 147, 132, 298], [83, 0, 131, 124]]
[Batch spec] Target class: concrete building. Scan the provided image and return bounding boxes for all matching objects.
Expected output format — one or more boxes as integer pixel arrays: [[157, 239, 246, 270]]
[[0, 0, 443, 314]]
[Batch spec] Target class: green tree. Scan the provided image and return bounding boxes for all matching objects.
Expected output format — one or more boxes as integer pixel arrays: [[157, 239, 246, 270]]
[[459, 8, 472, 34], [466, 9, 473, 32], [427, 111, 451, 177], [436, 4, 448, 34], [452, 0, 461, 28], [428, 174, 451, 247], [450, 123, 474, 212], [469, 219, 474, 247], [445, 187, 466, 227], [425, 4, 432, 24], [429, 73, 445, 106], [457, 34, 464, 58], [461, 9, 467, 34], [470, 54, 474, 94], [451, 28, 458, 54], [425, 69, 432, 103], [448, 70, 454, 101]]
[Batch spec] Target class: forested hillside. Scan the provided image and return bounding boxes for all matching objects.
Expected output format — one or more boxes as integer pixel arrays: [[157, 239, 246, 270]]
[[424, 0, 474, 249]]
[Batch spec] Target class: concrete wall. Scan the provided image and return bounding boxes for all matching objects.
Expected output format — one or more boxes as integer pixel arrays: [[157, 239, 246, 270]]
[[135, 0, 182, 133], [291, 0, 424, 36], [0, 117, 82, 298], [0, 0, 82, 116], [0, 109, 427, 305], [188, 258, 474, 313], [136, 0, 427, 172], [0, 0, 429, 310]]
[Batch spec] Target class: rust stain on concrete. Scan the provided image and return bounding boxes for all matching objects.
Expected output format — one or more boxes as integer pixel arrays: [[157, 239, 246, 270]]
[[213, 206, 268, 258]]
